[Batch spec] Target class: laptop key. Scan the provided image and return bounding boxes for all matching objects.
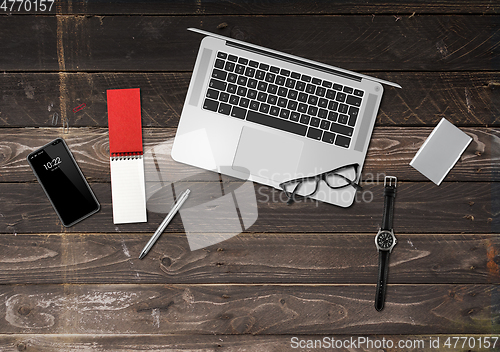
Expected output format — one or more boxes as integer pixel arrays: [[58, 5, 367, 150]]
[[227, 73, 237, 83], [354, 89, 364, 97], [209, 79, 226, 91], [326, 89, 336, 99], [320, 119, 330, 130], [322, 131, 336, 144], [338, 114, 348, 124], [235, 65, 245, 74], [288, 90, 298, 100], [250, 101, 260, 111], [270, 66, 280, 73], [225, 61, 235, 72], [215, 59, 225, 69], [257, 81, 268, 91], [335, 134, 351, 148], [333, 83, 343, 91], [278, 87, 288, 97], [259, 63, 269, 71], [238, 57, 248, 65], [270, 106, 280, 116], [229, 95, 239, 105], [278, 97, 288, 108], [267, 95, 277, 105], [217, 52, 227, 59], [259, 103, 270, 113], [307, 127, 323, 140], [285, 78, 296, 88], [228, 55, 238, 62], [218, 103, 231, 115], [231, 106, 247, 119], [300, 114, 311, 125], [247, 78, 257, 89], [213, 69, 227, 80], [267, 84, 278, 94], [287, 100, 298, 110], [318, 98, 328, 108], [255, 70, 266, 80], [290, 111, 300, 121], [296, 81, 306, 91], [203, 98, 218, 112], [247, 89, 257, 100], [239, 98, 250, 108], [246, 111, 308, 137], [307, 106, 318, 116], [280, 109, 290, 119], [338, 104, 348, 114], [306, 84, 315, 94], [310, 117, 320, 127], [343, 86, 353, 94], [257, 92, 267, 102], [346, 95, 362, 107], [227, 83, 237, 94], [298, 103, 308, 113], [219, 92, 229, 102], [206, 88, 219, 100], [328, 111, 338, 122], [276, 76, 286, 86], [291, 72, 301, 79], [335, 92, 347, 103], [249, 60, 259, 68], [245, 67, 256, 77], [330, 122, 353, 137], [318, 109, 328, 119]]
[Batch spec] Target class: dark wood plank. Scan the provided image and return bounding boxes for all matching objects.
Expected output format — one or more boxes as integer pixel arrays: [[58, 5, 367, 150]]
[[0, 127, 494, 183], [0, 72, 498, 128], [1, 16, 498, 71], [0, 284, 497, 334], [1, 334, 498, 351], [8, 0, 499, 15], [0, 233, 498, 285], [0, 181, 495, 234]]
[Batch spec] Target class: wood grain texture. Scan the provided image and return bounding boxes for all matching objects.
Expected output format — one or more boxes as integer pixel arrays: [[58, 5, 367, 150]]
[[1, 334, 499, 352], [0, 72, 498, 128], [0, 182, 495, 234], [0, 233, 498, 285], [7, 0, 499, 15], [0, 284, 497, 335], [1, 15, 499, 72], [0, 127, 495, 183]]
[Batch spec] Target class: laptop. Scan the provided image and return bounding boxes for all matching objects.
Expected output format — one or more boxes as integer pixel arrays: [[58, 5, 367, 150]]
[[172, 28, 401, 207]]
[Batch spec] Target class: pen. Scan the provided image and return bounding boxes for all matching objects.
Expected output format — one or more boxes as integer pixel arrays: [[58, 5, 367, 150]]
[[139, 188, 191, 259]]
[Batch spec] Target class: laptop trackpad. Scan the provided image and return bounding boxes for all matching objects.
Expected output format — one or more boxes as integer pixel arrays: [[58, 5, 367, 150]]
[[232, 126, 304, 182]]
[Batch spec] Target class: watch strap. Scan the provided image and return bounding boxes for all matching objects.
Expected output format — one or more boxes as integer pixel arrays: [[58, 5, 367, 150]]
[[375, 249, 390, 311], [381, 177, 397, 230]]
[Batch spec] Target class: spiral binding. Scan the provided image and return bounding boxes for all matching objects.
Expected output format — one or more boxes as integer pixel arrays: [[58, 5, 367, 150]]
[[111, 155, 143, 161]]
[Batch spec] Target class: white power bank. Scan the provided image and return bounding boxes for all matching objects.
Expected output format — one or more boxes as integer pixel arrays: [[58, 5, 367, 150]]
[[410, 118, 472, 185]]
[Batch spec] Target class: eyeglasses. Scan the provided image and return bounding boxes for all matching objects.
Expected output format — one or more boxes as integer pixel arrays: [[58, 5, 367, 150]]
[[279, 163, 362, 205]]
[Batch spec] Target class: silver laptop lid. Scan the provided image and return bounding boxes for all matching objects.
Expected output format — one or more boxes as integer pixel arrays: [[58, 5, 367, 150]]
[[188, 27, 402, 89]]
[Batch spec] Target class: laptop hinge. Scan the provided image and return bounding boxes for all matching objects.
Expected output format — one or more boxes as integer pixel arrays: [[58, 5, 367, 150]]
[[226, 40, 362, 83]]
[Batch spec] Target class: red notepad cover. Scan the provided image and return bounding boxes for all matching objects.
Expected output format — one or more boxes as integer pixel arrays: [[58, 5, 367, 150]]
[[107, 88, 143, 156]]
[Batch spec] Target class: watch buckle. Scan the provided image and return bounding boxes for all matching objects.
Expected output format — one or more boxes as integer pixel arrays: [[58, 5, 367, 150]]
[[384, 176, 397, 188]]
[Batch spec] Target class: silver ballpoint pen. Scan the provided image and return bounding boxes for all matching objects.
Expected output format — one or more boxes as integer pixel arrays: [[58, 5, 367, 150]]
[[139, 188, 191, 259]]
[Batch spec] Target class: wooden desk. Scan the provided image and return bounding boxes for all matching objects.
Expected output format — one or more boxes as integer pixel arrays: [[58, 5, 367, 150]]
[[0, 1, 499, 350]]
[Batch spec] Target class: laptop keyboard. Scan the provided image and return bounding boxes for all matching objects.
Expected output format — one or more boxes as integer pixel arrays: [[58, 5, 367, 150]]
[[203, 51, 364, 149]]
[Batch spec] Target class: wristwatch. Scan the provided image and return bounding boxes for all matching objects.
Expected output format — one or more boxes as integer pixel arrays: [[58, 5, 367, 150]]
[[374, 176, 397, 311]]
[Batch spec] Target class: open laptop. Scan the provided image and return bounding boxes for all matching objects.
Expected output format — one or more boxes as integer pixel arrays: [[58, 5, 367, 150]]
[[172, 28, 401, 207]]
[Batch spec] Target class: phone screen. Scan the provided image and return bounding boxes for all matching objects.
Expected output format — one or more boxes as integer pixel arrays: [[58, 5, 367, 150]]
[[27, 138, 100, 227]]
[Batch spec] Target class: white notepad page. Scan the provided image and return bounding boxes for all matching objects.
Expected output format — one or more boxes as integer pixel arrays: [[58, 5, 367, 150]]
[[110, 156, 147, 224]]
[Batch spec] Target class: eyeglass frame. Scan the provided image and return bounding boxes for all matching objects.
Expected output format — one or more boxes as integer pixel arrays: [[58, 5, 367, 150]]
[[278, 163, 362, 205]]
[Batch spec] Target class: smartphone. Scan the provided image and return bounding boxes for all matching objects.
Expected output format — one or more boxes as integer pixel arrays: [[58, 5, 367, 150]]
[[27, 138, 100, 227]]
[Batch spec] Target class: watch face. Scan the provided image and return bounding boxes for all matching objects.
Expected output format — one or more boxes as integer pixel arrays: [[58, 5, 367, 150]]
[[377, 231, 394, 249]]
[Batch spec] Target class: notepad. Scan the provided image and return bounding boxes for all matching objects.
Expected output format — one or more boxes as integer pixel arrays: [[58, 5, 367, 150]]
[[107, 88, 147, 224]]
